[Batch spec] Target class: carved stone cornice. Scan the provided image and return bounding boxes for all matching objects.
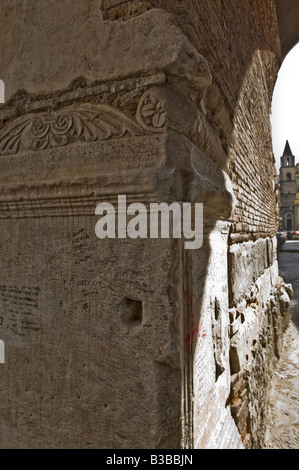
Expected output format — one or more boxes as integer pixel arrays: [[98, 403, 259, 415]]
[[0, 84, 233, 220], [0, 103, 152, 156], [0, 84, 227, 171], [0, 84, 173, 156]]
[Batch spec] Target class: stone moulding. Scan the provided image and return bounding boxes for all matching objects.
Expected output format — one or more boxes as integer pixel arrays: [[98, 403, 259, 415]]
[[137, 87, 227, 169], [0, 85, 227, 169], [0, 85, 233, 221], [0, 102, 160, 156], [0, 73, 167, 124]]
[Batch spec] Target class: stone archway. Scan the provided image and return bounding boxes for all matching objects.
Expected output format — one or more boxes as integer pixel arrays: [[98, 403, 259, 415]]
[[276, 0, 299, 59], [0, 0, 298, 450]]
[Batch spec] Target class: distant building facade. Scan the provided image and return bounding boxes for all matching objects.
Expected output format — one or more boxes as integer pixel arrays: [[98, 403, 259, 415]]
[[279, 141, 299, 231], [295, 164, 299, 230]]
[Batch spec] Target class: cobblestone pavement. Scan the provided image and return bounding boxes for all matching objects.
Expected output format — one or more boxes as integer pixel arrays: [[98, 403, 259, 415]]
[[264, 241, 299, 449]]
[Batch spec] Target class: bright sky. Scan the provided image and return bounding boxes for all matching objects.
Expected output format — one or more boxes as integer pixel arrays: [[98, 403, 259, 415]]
[[271, 42, 299, 172]]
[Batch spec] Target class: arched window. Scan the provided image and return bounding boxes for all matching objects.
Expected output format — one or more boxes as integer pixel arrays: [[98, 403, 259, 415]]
[[285, 213, 293, 230], [286, 173, 292, 181]]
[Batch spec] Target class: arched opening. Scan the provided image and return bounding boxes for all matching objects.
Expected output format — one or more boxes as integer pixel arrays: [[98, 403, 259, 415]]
[[271, 43, 299, 174], [285, 212, 293, 231], [271, 43, 299, 237], [271, 41, 299, 346]]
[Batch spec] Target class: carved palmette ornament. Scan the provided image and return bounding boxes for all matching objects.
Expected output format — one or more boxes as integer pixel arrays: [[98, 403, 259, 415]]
[[0, 103, 152, 156]]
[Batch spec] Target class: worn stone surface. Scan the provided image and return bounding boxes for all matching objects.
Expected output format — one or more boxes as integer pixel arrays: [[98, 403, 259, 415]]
[[0, 2, 211, 101], [0, 220, 182, 448], [0, 0, 298, 449], [265, 321, 299, 449], [264, 245, 299, 449]]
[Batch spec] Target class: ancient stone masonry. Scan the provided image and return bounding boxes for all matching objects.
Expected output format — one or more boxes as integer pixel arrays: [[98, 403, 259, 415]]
[[0, 0, 298, 449]]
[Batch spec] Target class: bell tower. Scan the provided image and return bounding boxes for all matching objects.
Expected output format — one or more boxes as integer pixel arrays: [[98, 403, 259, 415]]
[[279, 140, 296, 230], [281, 140, 295, 168]]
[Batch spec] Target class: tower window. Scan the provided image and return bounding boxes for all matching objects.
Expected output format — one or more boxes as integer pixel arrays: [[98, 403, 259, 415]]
[[286, 173, 292, 181]]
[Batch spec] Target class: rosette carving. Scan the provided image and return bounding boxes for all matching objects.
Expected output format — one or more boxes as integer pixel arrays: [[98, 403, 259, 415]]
[[136, 90, 166, 132]]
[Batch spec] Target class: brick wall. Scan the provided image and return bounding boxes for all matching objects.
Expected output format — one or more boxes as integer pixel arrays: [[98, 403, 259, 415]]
[[102, 0, 280, 242]]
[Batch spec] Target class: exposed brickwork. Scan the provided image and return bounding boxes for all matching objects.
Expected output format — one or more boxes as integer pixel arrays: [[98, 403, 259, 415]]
[[103, 1, 280, 106], [102, 0, 280, 240]]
